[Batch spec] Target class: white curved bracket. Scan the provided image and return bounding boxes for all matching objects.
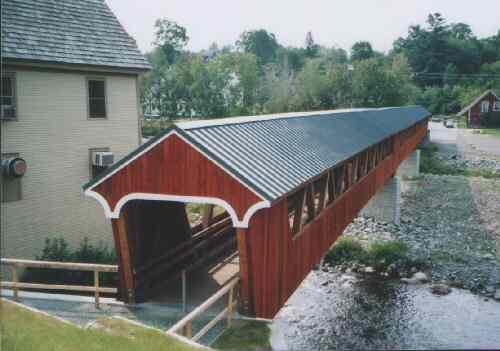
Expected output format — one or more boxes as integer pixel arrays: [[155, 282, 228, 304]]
[[84, 189, 270, 228]]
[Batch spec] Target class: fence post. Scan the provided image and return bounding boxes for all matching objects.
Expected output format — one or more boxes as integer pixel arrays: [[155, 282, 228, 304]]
[[227, 285, 234, 327], [94, 270, 100, 309], [10, 265, 18, 301], [182, 269, 187, 313]]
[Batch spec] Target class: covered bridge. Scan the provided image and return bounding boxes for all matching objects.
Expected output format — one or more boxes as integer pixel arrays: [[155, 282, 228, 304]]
[[84, 106, 430, 318]]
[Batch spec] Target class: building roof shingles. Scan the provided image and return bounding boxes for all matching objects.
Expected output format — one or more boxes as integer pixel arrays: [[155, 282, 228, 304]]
[[1, 0, 151, 70]]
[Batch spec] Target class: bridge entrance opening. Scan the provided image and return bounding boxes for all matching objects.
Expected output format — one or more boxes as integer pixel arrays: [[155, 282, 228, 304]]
[[115, 200, 238, 306]]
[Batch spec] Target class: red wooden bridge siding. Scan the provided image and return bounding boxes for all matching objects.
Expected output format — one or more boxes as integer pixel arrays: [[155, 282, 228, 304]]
[[94, 133, 262, 220], [238, 119, 429, 318]]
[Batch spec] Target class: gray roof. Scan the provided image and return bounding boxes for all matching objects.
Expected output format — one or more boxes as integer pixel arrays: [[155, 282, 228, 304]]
[[1, 0, 151, 70], [84, 106, 430, 202]]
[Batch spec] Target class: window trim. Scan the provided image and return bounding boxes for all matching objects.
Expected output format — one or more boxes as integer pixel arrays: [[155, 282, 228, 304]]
[[480, 100, 490, 113], [1, 72, 18, 121], [1, 152, 23, 202], [493, 101, 500, 112], [86, 77, 108, 119]]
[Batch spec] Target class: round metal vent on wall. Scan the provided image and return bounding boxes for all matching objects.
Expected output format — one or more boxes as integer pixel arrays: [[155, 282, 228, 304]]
[[1, 158, 27, 178]]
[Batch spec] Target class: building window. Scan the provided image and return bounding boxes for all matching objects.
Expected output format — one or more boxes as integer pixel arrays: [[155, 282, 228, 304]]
[[87, 78, 107, 118], [89, 147, 110, 179], [481, 101, 490, 113], [1, 153, 23, 202], [494, 101, 500, 111], [1, 72, 16, 120]]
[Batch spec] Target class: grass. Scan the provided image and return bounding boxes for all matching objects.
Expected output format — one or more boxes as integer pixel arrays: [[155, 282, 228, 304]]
[[0, 299, 199, 351], [477, 128, 500, 138], [325, 238, 423, 272], [211, 320, 271, 351], [457, 118, 467, 129]]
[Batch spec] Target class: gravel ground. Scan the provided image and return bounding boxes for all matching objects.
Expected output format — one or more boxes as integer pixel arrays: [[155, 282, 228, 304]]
[[344, 175, 500, 295], [434, 148, 500, 174]]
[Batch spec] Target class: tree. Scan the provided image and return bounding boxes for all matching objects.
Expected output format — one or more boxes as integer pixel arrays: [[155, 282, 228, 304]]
[[390, 53, 419, 104], [352, 58, 405, 107], [350, 41, 374, 62], [232, 53, 261, 113], [294, 59, 331, 110], [236, 29, 279, 66], [305, 31, 319, 58], [153, 18, 189, 65], [443, 63, 459, 85], [327, 64, 353, 108], [450, 23, 474, 40]]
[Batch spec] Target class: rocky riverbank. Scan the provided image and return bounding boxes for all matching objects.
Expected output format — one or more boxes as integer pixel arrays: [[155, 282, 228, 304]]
[[341, 174, 500, 300]]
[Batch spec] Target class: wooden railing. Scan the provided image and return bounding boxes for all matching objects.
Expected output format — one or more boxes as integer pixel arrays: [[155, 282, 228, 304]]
[[0, 258, 118, 308], [168, 276, 240, 342]]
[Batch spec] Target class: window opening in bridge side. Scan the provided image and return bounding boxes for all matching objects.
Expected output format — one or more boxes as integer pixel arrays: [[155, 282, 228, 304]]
[[334, 165, 345, 198], [287, 188, 305, 237], [302, 184, 315, 226], [312, 175, 328, 215], [326, 170, 335, 205]]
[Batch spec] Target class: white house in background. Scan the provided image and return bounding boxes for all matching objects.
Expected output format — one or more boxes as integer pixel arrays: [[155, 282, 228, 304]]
[[1, 0, 151, 258]]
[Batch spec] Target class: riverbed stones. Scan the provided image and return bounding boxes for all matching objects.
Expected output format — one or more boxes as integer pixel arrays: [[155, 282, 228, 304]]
[[401, 272, 429, 284], [431, 283, 452, 295]]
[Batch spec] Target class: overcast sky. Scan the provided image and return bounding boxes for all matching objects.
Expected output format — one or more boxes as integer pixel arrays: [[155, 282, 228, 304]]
[[107, 0, 500, 54]]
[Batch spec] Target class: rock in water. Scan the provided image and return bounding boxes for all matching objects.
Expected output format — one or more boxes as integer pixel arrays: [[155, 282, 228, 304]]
[[494, 291, 500, 301], [431, 283, 451, 295], [401, 271, 429, 284], [413, 272, 429, 282]]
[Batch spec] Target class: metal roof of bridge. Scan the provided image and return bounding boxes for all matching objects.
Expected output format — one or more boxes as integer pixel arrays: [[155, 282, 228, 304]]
[[84, 106, 430, 201]]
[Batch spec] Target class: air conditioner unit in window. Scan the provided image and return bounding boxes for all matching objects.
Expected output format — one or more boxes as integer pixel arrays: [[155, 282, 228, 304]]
[[92, 152, 114, 167]]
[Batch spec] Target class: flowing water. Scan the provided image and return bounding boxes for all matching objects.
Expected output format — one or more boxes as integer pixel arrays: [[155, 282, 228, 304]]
[[272, 271, 500, 350]]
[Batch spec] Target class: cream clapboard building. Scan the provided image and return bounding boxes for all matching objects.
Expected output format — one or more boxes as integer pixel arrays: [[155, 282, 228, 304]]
[[1, 0, 151, 258]]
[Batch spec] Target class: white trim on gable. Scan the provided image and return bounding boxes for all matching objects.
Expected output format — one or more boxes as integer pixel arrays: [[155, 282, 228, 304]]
[[458, 90, 500, 116], [84, 189, 270, 228]]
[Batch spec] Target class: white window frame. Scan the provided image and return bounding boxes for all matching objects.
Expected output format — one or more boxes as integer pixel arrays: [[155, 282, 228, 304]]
[[480, 100, 490, 113], [493, 101, 500, 111]]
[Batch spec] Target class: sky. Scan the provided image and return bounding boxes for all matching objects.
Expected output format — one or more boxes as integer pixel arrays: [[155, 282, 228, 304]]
[[107, 0, 500, 55]]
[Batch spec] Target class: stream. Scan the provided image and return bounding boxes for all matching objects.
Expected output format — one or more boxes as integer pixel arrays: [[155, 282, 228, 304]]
[[272, 270, 500, 350]]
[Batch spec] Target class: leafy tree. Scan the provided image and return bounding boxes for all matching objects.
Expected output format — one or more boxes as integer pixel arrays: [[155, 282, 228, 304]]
[[294, 59, 331, 110], [277, 47, 307, 72], [327, 64, 353, 108], [153, 18, 189, 65], [232, 53, 261, 113], [443, 63, 459, 85], [263, 70, 296, 113], [350, 41, 374, 62], [305, 31, 319, 58], [351, 58, 405, 107], [450, 23, 474, 40], [390, 53, 419, 104], [237, 29, 279, 66]]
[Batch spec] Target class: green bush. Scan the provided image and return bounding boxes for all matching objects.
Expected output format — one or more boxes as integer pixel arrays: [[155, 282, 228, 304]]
[[325, 237, 367, 265], [22, 237, 117, 288], [325, 238, 424, 273], [368, 241, 408, 270]]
